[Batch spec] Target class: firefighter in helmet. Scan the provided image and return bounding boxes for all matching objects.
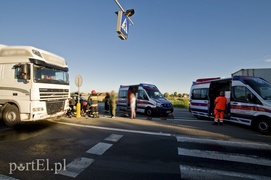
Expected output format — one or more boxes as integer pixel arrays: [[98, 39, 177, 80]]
[[88, 90, 99, 118]]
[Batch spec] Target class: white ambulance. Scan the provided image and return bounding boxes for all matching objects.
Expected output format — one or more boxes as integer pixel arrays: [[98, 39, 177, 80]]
[[190, 76, 271, 135], [117, 83, 174, 116]]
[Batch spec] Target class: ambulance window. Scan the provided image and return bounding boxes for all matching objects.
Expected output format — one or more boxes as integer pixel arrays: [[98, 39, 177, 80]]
[[192, 88, 208, 100], [119, 90, 127, 98], [138, 90, 148, 100], [232, 86, 250, 102]]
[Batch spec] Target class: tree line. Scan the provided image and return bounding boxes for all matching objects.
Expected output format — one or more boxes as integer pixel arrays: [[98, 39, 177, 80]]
[[164, 92, 189, 98]]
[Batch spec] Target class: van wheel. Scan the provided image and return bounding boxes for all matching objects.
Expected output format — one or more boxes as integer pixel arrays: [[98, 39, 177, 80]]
[[145, 108, 152, 116], [2, 105, 20, 127], [256, 119, 271, 135], [195, 115, 204, 119]]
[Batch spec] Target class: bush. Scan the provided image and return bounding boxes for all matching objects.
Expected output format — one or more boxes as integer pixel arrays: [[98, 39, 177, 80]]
[[168, 97, 189, 109]]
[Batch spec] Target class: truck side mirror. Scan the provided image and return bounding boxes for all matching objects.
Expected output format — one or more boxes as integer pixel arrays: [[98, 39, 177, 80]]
[[15, 64, 30, 81], [20, 64, 29, 80]]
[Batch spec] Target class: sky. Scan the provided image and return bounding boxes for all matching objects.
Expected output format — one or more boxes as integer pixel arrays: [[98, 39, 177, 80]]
[[1, 0, 271, 94]]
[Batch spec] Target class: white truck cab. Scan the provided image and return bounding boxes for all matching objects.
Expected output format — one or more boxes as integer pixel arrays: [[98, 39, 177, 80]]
[[0, 45, 70, 126]]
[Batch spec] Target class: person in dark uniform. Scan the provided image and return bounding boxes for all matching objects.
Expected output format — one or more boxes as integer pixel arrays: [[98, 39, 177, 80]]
[[104, 92, 110, 113]]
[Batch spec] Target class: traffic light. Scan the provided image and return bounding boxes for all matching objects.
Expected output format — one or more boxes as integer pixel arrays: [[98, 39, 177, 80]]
[[125, 9, 135, 17]]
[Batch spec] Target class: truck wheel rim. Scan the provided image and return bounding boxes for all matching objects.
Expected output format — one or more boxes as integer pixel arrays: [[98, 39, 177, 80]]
[[7, 112, 16, 121]]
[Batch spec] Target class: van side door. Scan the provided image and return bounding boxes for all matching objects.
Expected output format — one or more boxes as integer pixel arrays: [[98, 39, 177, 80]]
[[117, 90, 128, 111], [136, 89, 148, 113]]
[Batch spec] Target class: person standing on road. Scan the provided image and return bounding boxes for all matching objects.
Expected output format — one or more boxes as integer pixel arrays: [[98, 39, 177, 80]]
[[130, 93, 136, 119], [104, 92, 110, 113], [109, 90, 117, 118], [213, 91, 227, 125], [89, 90, 99, 118]]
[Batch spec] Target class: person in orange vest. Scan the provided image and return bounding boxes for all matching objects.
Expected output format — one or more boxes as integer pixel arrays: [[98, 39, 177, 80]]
[[213, 91, 227, 125], [88, 90, 99, 118]]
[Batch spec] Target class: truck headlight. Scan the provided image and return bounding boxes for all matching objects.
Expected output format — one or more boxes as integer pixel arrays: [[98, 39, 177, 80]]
[[33, 107, 44, 112]]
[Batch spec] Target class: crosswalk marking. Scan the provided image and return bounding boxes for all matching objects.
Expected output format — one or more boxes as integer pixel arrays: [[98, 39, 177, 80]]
[[176, 136, 271, 150], [86, 142, 113, 155], [0, 174, 19, 180], [59, 134, 123, 178], [58, 157, 94, 178], [178, 147, 271, 166], [104, 134, 123, 142], [180, 165, 271, 180], [177, 136, 271, 179]]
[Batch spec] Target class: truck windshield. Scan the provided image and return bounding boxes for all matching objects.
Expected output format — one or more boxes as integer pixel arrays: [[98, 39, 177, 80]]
[[245, 77, 271, 100], [33, 66, 69, 85], [145, 90, 164, 99]]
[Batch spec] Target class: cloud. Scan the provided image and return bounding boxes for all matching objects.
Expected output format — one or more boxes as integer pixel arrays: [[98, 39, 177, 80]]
[[263, 55, 271, 63]]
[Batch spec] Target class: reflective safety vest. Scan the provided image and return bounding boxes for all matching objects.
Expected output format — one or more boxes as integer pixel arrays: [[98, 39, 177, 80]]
[[90, 95, 98, 107]]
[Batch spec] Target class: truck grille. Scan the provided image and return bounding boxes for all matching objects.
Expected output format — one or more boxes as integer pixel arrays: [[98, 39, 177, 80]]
[[46, 100, 65, 115], [39, 88, 69, 100]]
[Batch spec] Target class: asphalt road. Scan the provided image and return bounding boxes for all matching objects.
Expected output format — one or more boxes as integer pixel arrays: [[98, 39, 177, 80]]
[[0, 106, 271, 179]]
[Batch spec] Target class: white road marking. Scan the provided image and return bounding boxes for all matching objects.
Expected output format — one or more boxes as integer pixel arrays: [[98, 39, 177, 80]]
[[58, 157, 94, 178], [104, 134, 123, 142], [176, 136, 271, 150], [172, 118, 208, 121], [54, 121, 172, 137], [180, 165, 270, 180], [0, 174, 19, 180], [86, 142, 113, 155], [178, 147, 271, 166]]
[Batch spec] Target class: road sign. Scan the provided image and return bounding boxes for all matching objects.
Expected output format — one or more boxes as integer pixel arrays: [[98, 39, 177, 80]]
[[75, 74, 83, 87], [116, 11, 129, 40]]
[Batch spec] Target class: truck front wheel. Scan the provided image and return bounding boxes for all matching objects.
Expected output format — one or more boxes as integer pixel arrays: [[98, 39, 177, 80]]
[[256, 119, 271, 135], [2, 105, 20, 127]]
